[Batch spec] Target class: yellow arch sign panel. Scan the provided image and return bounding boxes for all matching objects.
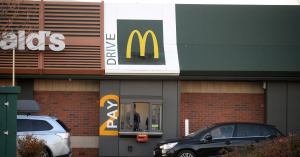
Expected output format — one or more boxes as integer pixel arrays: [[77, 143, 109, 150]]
[[126, 29, 159, 59]]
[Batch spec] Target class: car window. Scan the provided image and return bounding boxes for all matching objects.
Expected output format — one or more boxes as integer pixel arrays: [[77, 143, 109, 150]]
[[209, 125, 235, 139], [236, 124, 260, 137], [17, 119, 32, 132], [17, 119, 53, 132], [260, 126, 274, 137], [32, 120, 53, 131], [261, 126, 282, 136]]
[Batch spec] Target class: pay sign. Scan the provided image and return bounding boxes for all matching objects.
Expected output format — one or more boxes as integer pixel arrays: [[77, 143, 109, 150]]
[[99, 95, 119, 136]]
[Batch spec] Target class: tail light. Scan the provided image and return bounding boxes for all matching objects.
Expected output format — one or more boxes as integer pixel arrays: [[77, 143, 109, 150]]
[[56, 132, 70, 139]]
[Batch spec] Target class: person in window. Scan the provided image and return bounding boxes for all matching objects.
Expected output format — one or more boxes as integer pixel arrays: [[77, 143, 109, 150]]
[[133, 104, 141, 131], [146, 117, 148, 130]]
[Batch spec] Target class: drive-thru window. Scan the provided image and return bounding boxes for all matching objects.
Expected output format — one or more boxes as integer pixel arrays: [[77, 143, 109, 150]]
[[119, 102, 162, 133]]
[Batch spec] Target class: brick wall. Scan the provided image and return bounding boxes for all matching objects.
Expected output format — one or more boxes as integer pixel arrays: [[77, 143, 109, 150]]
[[180, 81, 265, 136], [34, 91, 99, 136], [34, 79, 100, 157], [72, 148, 98, 157]]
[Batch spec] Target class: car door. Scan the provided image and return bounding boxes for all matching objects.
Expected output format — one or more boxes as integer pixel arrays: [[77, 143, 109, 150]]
[[197, 124, 235, 157]]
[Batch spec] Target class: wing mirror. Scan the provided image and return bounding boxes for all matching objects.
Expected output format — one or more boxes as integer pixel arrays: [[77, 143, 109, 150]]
[[204, 134, 212, 142]]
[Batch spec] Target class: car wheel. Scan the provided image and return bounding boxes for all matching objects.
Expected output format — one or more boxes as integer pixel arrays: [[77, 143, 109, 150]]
[[40, 148, 50, 157], [177, 150, 196, 157]]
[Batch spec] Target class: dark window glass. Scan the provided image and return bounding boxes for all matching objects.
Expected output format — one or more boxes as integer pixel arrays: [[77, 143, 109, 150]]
[[269, 127, 283, 137], [32, 120, 53, 131], [56, 120, 70, 132], [17, 119, 53, 132], [262, 126, 282, 136], [236, 124, 260, 137], [209, 125, 235, 139], [260, 126, 274, 136], [17, 119, 32, 132]]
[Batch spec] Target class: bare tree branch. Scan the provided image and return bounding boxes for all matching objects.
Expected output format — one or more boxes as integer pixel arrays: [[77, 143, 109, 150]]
[[0, 0, 39, 51]]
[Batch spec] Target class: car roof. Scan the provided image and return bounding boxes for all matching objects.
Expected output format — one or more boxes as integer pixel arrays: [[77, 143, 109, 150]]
[[17, 115, 58, 120], [212, 122, 275, 127]]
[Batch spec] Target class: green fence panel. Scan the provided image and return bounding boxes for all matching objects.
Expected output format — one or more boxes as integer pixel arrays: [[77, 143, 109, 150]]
[[0, 87, 20, 157], [0, 94, 6, 157]]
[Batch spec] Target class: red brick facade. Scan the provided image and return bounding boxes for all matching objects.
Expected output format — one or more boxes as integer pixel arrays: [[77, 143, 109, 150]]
[[180, 93, 265, 136], [72, 148, 98, 157], [34, 91, 99, 136], [34, 91, 99, 157]]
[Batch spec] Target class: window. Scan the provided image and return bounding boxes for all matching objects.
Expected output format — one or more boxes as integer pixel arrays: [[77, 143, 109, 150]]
[[17, 119, 32, 132], [260, 126, 274, 137], [32, 120, 53, 131], [259, 126, 282, 137], [17, 119, 53, 132], [151, 104, 162, 132], [120, 102, 162, 132], [207, 125, 234, 139], [236, 124, 260, 137]]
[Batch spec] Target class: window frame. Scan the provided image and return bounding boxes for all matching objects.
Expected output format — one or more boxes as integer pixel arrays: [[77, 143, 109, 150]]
[[119, 98, 163, 136]]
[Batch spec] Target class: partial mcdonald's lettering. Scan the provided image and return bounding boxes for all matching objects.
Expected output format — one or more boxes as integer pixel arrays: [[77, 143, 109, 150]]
[[0, 31, 65, 51], [126, 29, 159, 59]]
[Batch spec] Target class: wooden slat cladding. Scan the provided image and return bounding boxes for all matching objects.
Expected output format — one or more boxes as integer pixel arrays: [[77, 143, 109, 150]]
[[0, 52, 38, 68], [0, 2, 39, 32], [0, 1, 39, 69], [44, 2, 100, 37], [0, 1, 103, 75], [44, 45, 101, 69]]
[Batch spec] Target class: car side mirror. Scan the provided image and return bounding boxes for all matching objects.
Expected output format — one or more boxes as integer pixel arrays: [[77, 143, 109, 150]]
[[204, 134, 212, 142]]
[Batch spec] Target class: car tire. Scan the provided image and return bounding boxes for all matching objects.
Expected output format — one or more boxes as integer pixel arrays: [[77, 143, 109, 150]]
[[177, 150, 196, 157], [40, 148, 51, 157]]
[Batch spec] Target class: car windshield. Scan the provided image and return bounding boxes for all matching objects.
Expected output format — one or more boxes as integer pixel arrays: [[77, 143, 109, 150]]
[[186, 125, 214, 138]]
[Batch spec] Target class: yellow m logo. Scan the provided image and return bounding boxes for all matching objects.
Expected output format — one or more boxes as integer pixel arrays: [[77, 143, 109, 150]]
[[126, 29, 159, 59]]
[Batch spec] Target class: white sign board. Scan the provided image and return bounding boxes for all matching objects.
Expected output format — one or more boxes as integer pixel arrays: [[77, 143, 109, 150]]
[[104, 1, 180, 75]]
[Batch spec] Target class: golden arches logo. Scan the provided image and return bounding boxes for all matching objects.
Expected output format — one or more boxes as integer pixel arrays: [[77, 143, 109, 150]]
[[126, 29, 159, 59]]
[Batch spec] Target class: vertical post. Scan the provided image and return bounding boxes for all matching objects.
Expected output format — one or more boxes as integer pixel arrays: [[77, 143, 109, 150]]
[[38, 0, 45, 74], [185, 119, 189, 136], [12, 48, 15, 87]]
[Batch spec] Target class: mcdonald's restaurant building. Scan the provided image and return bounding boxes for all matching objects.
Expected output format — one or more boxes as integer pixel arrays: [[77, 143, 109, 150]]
[[1, 1, 300, 157]]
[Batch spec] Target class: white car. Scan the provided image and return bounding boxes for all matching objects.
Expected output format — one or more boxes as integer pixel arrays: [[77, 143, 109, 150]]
[[17, 115, 72, 157]]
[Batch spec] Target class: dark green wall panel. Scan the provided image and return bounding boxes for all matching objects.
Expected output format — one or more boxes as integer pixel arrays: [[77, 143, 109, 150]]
[[176, 4, 300, 77], [0, 87, 20, 157]]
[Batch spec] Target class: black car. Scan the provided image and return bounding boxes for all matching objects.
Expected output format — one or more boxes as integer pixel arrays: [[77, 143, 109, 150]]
[[154, 122, 283, 157]]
